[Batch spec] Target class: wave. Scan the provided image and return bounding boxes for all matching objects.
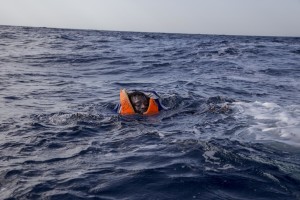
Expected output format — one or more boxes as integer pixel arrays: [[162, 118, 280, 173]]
[[1, 25, 300, 200], [233, 101, 300, 146]]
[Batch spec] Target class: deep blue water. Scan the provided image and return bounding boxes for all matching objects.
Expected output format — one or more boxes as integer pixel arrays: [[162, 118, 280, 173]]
[[0, 25, 300, 200]]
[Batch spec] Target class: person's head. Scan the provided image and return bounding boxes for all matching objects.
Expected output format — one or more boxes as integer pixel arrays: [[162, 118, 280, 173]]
[[128, 91, 149, 114]]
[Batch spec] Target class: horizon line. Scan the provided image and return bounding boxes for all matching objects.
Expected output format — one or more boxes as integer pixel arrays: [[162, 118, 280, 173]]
[[1, 24, 300, 39]]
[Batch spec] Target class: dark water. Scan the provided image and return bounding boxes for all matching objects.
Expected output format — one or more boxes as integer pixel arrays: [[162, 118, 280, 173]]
[[0, 25, 300, 200]]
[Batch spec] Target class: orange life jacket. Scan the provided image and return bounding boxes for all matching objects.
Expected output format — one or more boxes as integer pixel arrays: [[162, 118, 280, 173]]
[[119, 89, 160, 115]]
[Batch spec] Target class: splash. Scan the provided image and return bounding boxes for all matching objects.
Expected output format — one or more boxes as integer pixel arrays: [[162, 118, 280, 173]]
[[233, 101, 300, 145]]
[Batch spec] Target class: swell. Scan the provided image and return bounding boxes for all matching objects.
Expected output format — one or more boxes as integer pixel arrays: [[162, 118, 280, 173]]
[[1, 25, 300, 200]]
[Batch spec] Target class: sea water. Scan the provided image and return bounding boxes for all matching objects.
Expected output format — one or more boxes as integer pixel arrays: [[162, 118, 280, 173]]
[[0, 25, 300, 199]]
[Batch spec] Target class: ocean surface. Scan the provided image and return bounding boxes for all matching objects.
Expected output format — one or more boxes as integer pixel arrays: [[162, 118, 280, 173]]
[[0, 25, 300, 200]]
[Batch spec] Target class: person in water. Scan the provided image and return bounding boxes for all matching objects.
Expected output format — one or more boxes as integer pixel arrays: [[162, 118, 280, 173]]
[[116, 89, 230, 115], [117, 89, 164, 115]]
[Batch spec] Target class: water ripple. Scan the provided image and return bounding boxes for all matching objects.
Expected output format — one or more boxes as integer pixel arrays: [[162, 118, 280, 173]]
[[0, 25, 300, 200]]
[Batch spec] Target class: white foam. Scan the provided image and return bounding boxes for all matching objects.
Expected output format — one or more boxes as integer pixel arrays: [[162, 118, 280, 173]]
[[232, 101, 300, 145], [203, 150, 220, 165]]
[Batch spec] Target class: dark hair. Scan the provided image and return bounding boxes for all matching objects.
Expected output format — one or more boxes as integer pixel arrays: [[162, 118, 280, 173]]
[[128, 91, 148, 99]]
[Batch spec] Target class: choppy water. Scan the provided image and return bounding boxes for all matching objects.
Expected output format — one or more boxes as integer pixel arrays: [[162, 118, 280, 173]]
[[0, 25, 300, 199]]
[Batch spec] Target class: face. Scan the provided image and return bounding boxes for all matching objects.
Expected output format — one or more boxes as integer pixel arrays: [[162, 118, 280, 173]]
[[130, 95, 149, 114]]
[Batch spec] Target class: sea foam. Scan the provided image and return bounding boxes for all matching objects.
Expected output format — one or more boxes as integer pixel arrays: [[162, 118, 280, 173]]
[[233, 101, 300, 145]]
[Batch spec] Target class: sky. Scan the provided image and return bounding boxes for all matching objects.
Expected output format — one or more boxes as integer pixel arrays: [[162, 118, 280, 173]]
[[0, 0, 300, 37]]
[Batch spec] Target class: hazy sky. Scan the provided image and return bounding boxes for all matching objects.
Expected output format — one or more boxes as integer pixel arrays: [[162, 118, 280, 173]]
[[1, 0, 300, 36]]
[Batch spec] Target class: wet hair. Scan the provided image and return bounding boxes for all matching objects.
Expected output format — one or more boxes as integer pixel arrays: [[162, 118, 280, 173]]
[[128, 91, 148, 100]]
